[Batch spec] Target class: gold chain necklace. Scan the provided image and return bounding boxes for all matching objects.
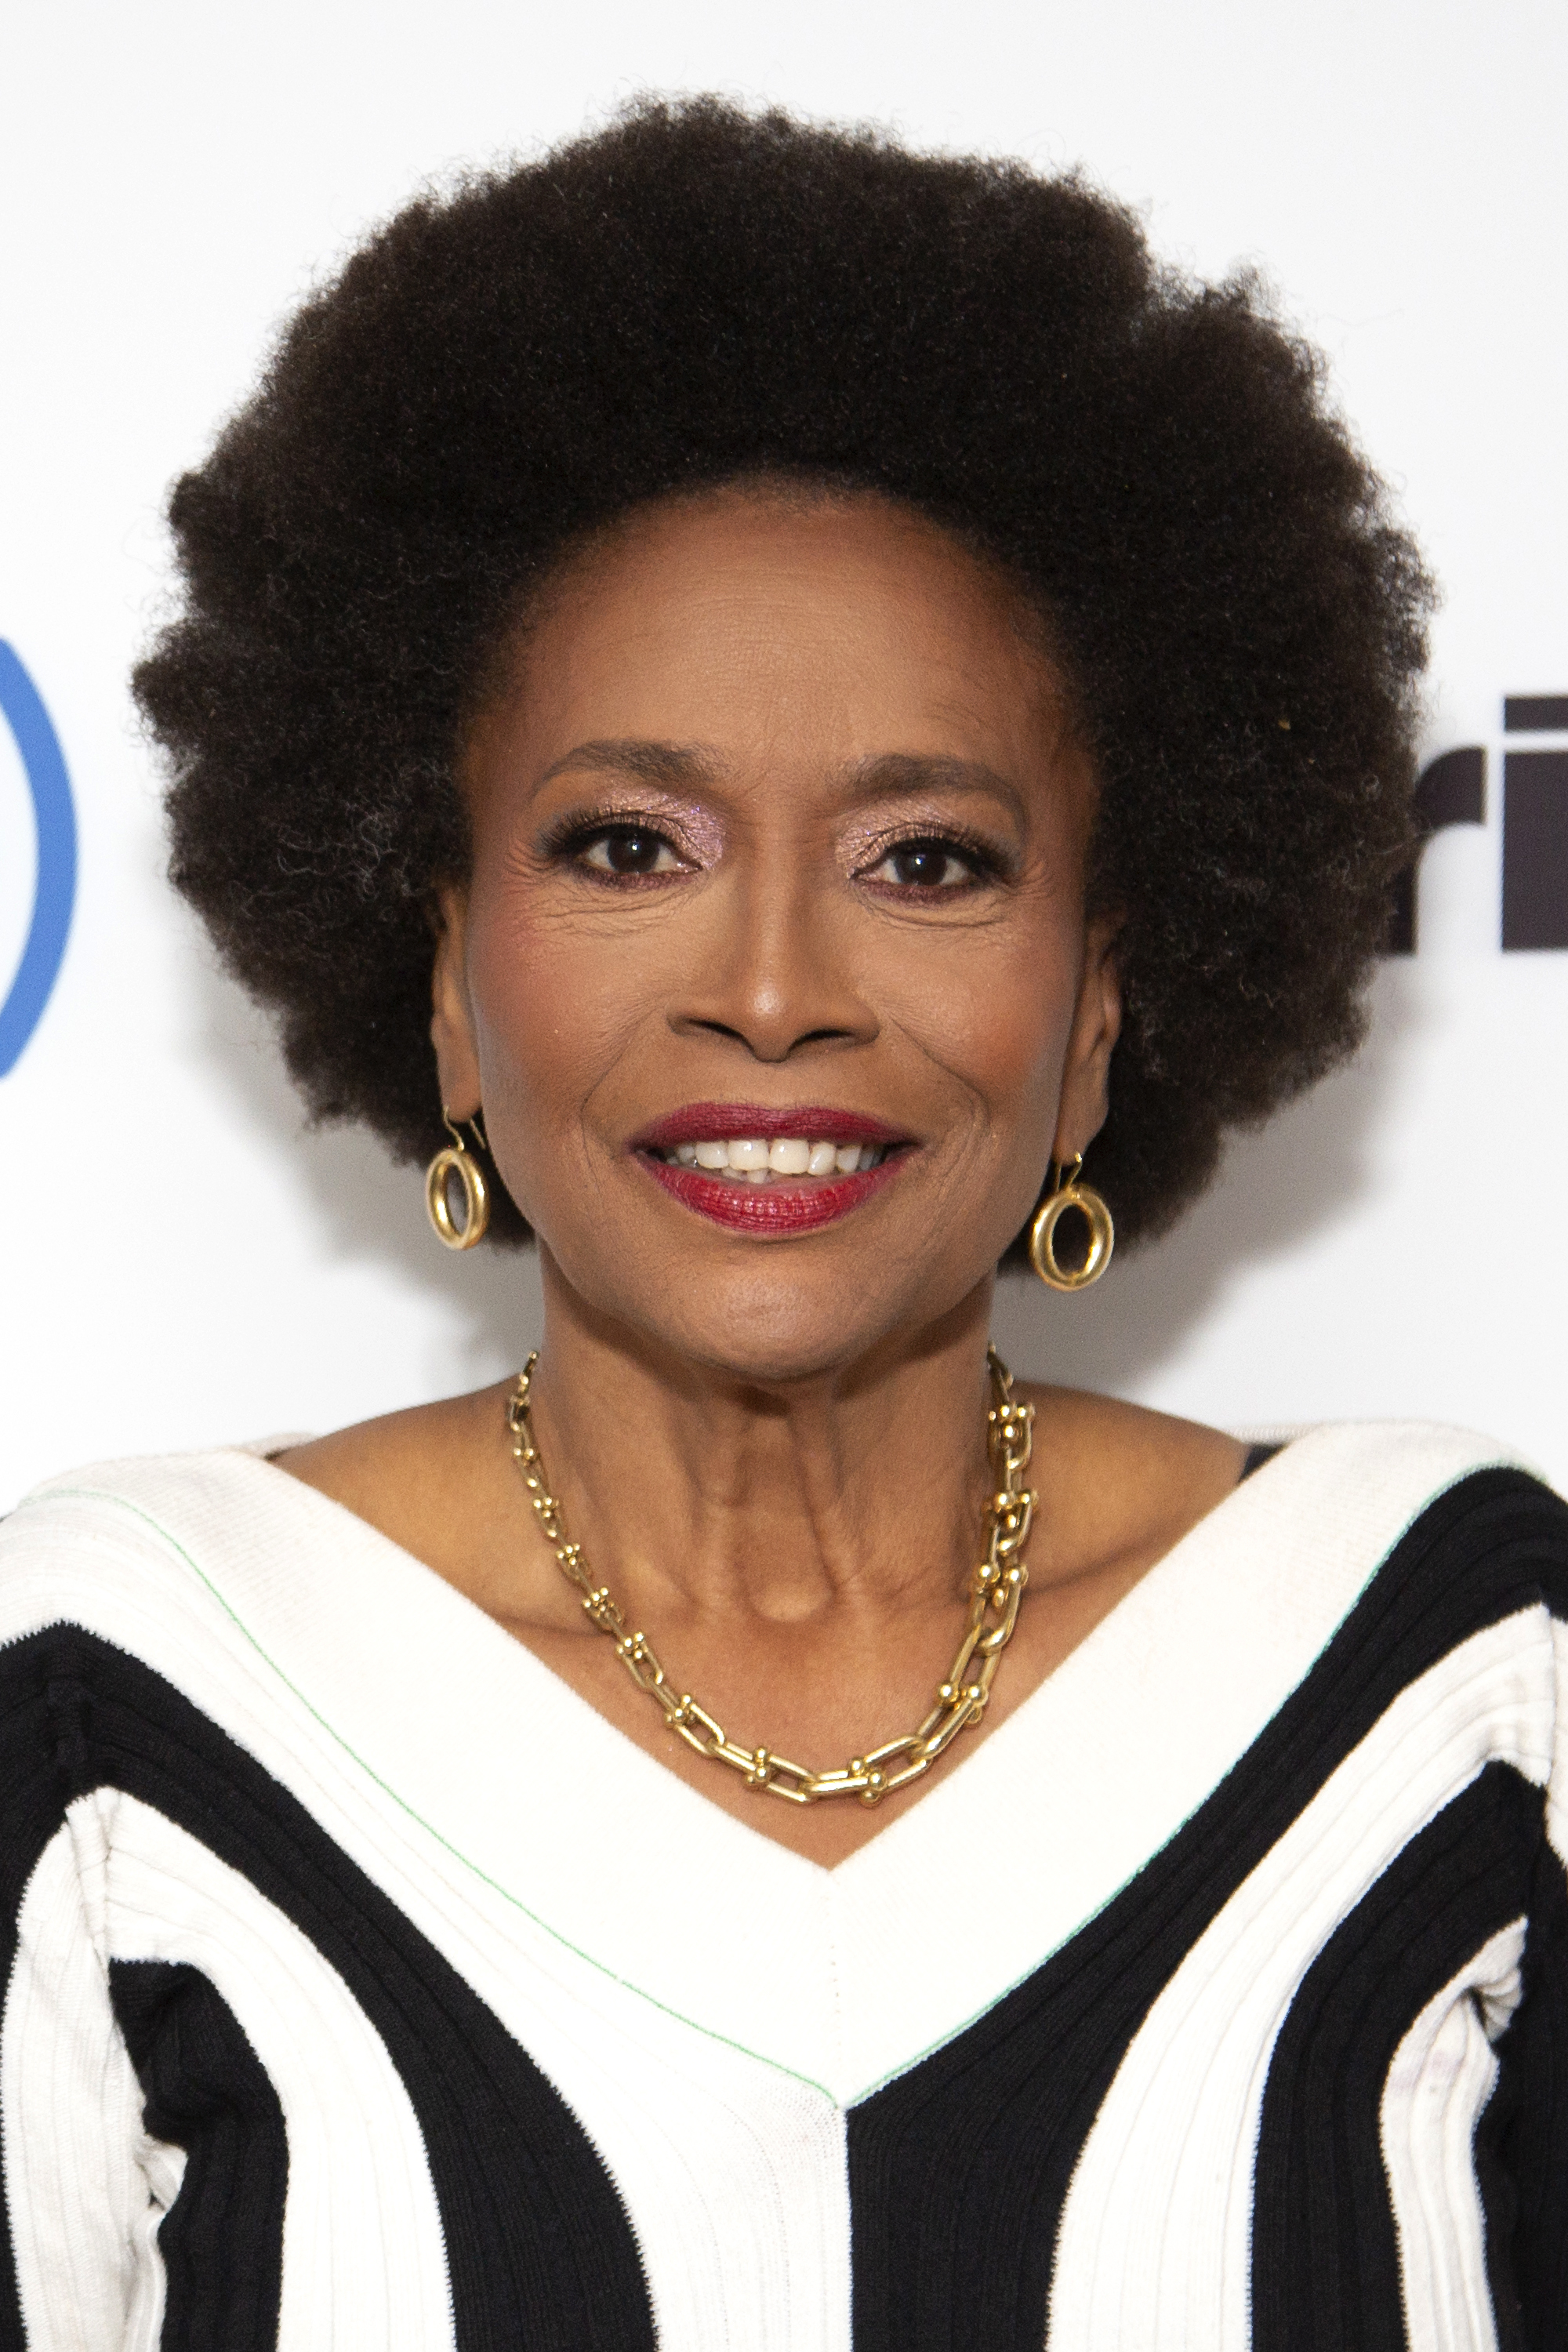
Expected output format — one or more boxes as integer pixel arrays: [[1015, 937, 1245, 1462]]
[[505, 1347, 1037, 1808]]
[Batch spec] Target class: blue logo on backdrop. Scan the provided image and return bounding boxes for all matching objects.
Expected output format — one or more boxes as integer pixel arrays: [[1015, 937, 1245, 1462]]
[[0, 642, 76, 1076]]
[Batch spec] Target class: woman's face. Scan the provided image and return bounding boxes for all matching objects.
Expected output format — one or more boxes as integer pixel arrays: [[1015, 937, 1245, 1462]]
[[435, 487, 1120, 1383]]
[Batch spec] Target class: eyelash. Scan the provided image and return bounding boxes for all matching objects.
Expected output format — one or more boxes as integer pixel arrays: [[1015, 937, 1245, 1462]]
[[539, 811, 1007, 890], [855, 832, 1005, 891], [539, 809, 693, 879]]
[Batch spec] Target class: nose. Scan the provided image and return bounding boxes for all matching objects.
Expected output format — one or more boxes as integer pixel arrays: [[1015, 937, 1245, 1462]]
[[670, 854, 877, 1064]]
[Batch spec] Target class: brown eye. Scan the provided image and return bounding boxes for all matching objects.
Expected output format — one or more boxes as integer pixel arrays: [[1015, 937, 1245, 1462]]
[[582, 827, 682, 877], [866, 839, 981, 889]]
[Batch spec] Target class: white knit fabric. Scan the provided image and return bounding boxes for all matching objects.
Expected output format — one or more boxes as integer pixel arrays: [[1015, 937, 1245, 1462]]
[[1047, 1618, 1552, 2349], [1379, 1918, 1528, 2352], [0, 1420, 1558, 2350]]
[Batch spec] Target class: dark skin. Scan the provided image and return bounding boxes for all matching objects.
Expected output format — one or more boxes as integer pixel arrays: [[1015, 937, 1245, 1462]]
[[280, 486, 1245, 1867]]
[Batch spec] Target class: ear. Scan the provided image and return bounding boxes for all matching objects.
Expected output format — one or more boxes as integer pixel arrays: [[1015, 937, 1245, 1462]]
[[1053, 913, 1123, 1164], [430, 884, 485, 1120]]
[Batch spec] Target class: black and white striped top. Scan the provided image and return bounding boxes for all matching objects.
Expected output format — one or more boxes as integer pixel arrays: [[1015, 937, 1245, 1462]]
[[2, 1421, 1566, 2350]]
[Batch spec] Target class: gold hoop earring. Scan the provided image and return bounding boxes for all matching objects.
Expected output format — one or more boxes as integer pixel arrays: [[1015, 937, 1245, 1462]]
[[1029, 1154, 1114, 1293], [425, 1109, 491, 1250]]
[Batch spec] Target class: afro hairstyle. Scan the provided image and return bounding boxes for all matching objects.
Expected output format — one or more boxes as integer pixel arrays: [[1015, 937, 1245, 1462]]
[[134, 95, 1432, 1256]]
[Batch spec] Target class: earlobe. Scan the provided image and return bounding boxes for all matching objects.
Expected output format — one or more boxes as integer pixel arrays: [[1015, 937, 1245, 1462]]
[[430, 884, 485, 1119]]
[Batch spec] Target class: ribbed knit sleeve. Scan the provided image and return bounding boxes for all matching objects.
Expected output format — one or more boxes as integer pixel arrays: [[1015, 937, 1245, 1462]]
[[0, 1656, 183, 2350]]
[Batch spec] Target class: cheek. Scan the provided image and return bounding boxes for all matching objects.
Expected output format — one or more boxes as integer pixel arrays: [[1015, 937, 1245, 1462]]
[[886, 920, 1080, 1135], [460, 880, 647, 1145]]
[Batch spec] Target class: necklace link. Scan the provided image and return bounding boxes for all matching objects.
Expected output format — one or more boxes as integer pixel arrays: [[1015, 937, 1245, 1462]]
[[506, 1347, 1036, 1808]]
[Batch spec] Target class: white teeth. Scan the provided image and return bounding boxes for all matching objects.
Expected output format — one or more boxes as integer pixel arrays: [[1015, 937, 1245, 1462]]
[[662, 1135, 889, 1179]]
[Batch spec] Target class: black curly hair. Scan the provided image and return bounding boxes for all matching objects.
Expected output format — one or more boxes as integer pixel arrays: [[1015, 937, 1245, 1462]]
[[134, 95, 1432, 1257]]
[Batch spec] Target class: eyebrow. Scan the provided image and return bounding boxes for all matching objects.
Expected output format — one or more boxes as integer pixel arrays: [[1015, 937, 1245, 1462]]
[[842, 753, 1025, 817], [535, 739, 717, 790], [535, 740, 1025, 818]]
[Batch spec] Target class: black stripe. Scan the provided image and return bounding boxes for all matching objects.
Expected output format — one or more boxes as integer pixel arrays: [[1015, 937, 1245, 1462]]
[[846, 1468, 1568, 2352], [1, 1632, 655, 2352], [109, 1960, 287, 2352], [1479, 1836, 1568, 2351], [0, 1649, 94, 2352], [1251, 1762, 1540, 2351]]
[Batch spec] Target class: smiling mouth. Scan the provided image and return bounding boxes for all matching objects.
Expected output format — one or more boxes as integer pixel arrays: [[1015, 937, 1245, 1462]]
[[630, 1104, 912, 1233]]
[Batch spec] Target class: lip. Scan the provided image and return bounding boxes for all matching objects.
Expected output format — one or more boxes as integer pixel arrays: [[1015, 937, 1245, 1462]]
[[630, 1102, 908, 1152], [641, 1154, 906, 1235], [629, 1102, 913, 1237]]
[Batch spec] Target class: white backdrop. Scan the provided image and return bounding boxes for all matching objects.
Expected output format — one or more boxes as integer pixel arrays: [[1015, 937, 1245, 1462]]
[[2, 0, 1565, 1507]]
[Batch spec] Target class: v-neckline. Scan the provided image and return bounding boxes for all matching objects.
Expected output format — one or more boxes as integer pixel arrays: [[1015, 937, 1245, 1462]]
[[254, 1425, 1285, 1878], [93, 1422, 1489, 2101]]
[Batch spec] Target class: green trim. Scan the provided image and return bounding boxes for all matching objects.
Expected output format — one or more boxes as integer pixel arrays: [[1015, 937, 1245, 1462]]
[[31, 1437, 1508, 2113], [23, 1484, 837, 2104]]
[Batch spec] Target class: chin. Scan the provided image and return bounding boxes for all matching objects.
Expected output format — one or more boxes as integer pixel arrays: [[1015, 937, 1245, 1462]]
[[683, 1315, 883, 1390], [579, 1240, 982, 1388]]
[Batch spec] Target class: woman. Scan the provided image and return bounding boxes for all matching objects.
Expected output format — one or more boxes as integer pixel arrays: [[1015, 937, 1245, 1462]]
[[2, 96, 1563, 2352]]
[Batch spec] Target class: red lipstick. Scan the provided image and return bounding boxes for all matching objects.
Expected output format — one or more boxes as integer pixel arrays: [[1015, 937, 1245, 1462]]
[[629, 1102, 913, 1236], [643, 1156, 903, 1234]]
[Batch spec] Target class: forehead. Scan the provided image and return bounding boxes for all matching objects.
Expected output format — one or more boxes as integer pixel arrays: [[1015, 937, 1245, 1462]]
[[477, 488, 1075, 790]]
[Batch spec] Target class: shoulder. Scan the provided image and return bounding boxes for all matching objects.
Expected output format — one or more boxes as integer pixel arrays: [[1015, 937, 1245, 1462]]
[[5, 1440, 299, 1548], [1060, 1415, 1568, 1863], [5, 1441, 280, 1548], [1018, 1383, 1247, 1503], [272, 1384, 514, 1588], [1181, 1414, 1568, 1661], [1021, 1390, 1566, 1621], [0, 1440, 486, 1820], [0, 1443, 332, 1669], [1023, 1386, 1556, 1526], [1223, 1416, 1566, 1578]]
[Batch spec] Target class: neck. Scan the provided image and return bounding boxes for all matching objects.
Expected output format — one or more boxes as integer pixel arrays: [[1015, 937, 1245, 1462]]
[[525, 1252, 1000, 1630]]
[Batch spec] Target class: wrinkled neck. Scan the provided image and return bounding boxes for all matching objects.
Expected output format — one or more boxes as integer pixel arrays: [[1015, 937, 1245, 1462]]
[[524, 1253, 999, 1628]]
